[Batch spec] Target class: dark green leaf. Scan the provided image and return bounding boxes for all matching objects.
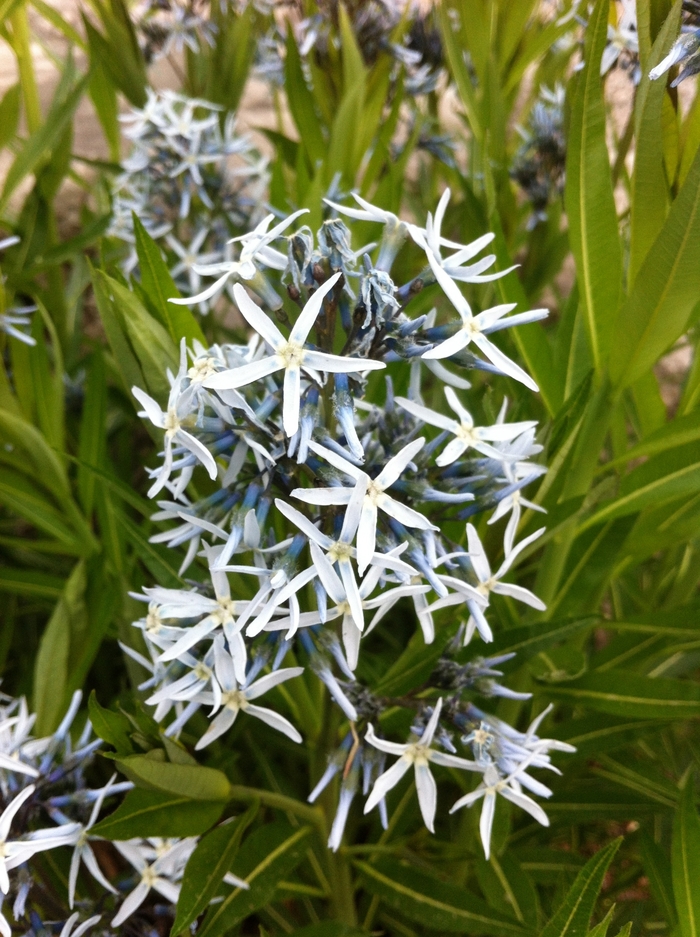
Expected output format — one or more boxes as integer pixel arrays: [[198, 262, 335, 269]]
[[564, 0, 622, 374], [197, 823, 312, 937], [172, 801, 258, 934], [356, 859, 525, 935], [91, 788, 225, 840], [88, 691, 134, 754], [540, 839, 621, 937], [544, 670, 700, 719], [673, 779, 700, 937], [116, 755, 232, 801]]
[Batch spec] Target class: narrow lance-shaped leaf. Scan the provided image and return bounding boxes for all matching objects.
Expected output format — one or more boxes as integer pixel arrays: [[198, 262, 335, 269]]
[[628, 2, 681, 283], [564, 0, 623, 374], [610, 137, 700, 388], [91, 789, 226, 841], [543, 670, 700, 719], [356, 859, 526, 935], [172, 801, 259, 935], [540, 838, 621, 937], [673, 778, 700, 937]]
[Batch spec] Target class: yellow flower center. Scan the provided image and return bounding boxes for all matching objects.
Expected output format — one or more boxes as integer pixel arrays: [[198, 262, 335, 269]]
[[328, 541, 353, 563], [222, 689, 248, 711], [277, 340, 305, 368]]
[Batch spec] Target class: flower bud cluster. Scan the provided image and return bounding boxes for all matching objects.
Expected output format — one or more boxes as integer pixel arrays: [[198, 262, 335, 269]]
[[128, 192, 572, 857]]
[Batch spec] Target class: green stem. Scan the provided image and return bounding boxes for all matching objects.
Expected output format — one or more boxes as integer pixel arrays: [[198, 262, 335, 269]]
[[228, 784, 326, 833], [10, 6, 42, 133]]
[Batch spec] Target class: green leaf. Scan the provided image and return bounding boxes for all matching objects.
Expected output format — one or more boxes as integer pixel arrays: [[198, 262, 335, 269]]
[[77, 351, 107, 515], [197, 823, 312, 937], [116, 755, 232, 801], [91, 788, 226, 840], [284, 30, 325, 168], [585, 905, 615, 937], [640, 832, 676, 926], [581, 442, 700, 530], [544, 670, 700, 718], [539, 839, 621, 937], [610, 140, 700, 388], [88, 691, 134, 754], [673, 779, 700, 937], [33, 561, 87, 735], [628, 3, 681, 283], [356, 859, 526, 935], [0, 60, 88, 213], [606, 409, 700, 467], [0, 567, 64, 599], [172, 801, 259, 935], [0, 83, 20, 150], [82, 10, 146, 106], [91, 263, 145, 396], [564, 0, 622, 373], [132, 214, 206, 346], [488, 616, 597, 661]]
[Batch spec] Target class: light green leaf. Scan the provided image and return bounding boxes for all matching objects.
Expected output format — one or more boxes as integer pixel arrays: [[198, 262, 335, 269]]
[[610, 140, 700, 388], [606, 409, 700, 468], [172, 801, 258, 935], [586, 905, 615, 937], [564, 0, 622, 373], [284, 31, 325, 168], [33, 561, 86, 735], [0, 83, 20, 150], [116, 755, 232, 801], [628, 2, 681, 283], [544, 670, 700, 718], [0, 60, 88, 213], [91, 788, 226, 840], [540, 838, 621, 937], [581, 442, 700, 530], [77, 351, 107, 516], [133, 214, 206, 346], [673, 779, 700, 937], [197, 823, 312, 937], [356, 859, 525, 935]]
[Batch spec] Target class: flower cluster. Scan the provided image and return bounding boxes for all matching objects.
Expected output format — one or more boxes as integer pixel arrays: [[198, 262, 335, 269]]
[[0, 689, 252, 934], [110, 89, 268, 307], [511, 85, 567, 229], [128, 191, 570, 858]]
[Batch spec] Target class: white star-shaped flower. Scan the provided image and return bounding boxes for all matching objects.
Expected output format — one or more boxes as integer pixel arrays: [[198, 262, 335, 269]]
[[194, 641, 303, 749], [291, 439, 436, 574], [421, 250, 547, 391], [396, 388, 537, 466], [202, 273, 385, 436], [364, 699, 481, 832]]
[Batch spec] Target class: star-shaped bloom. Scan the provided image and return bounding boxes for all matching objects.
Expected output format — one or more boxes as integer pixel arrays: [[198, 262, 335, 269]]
[[429, 524, 546, 643], [273, 494, 415, 633], [421, 250, 547, 391], [450, 759, 549, 859], [364, 699, 480, 832], [166, 229, 221, 301], [291, 439, 436, 574], [409, 188, 513, 284], [396, 388, 537, 466], [601, 0, 639, 77], [66, 777, 120, 908], [202, 273, 385, 436], [133, 347, 218, 498], [111, 838, 195, 926], [194, 641, 303, 749], [169, 210, 308, 307]]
